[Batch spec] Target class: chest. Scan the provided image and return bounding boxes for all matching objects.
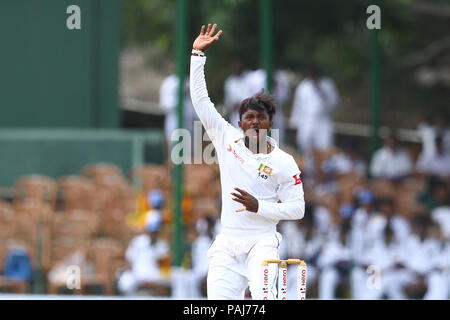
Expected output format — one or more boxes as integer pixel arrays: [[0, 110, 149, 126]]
[[221, 143, 280, 193]]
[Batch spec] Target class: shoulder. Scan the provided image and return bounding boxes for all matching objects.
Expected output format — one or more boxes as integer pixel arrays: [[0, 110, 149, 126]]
[[273, 148, 301, 177], [275, 146, 297, 164]]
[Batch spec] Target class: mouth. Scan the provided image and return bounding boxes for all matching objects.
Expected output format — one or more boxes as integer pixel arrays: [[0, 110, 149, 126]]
[[250, 128, 259, 137]]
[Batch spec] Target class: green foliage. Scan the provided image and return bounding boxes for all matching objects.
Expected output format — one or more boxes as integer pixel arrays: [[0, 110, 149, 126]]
[[123, 0, 450, 124]]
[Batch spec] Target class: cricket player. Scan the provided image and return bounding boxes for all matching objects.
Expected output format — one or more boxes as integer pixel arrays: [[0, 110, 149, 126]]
[[190, 24, 305, 299]]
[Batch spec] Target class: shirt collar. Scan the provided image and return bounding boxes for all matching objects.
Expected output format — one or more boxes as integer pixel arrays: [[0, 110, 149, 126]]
[[233, 132, 278, 158]]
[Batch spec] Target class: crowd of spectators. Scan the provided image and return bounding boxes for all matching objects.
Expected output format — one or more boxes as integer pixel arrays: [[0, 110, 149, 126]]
[[1, 57, 449, 300]]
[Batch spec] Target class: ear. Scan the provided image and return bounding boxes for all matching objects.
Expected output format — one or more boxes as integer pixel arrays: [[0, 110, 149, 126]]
[[269, 120, 274, 129], [238, 120, 242, 129]]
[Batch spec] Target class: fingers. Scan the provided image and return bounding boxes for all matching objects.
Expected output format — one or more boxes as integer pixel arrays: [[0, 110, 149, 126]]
[[210, 23, 217, 36], [234, 187, 248, 195], [231, 192, 245, 200], [199, 25, 205, 35], [206, 23, 212, 35], [236, 206, 246, 212], [215, 29, 223, 40]]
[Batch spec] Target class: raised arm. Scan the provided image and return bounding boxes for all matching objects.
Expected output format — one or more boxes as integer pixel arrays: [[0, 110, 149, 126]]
[[190, 24, 236, 148]]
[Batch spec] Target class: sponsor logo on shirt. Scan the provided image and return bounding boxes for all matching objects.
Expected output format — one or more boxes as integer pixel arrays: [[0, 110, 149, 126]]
[[293, 173, 302, 185], [227, 144, 245, 164]]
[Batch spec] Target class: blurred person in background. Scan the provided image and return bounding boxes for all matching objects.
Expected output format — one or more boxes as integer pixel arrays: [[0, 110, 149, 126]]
[[171, 215, 218, 298], [417, 114, 450, 155], [2, 241, 32, 293], [333, 139, 367, 176], [437, 237, 450, 299], [289, 62, 340, 155], [190, 215, 217, 296], [145, 189, 165, 226], [351, 224, 411, 299], [417, 115, 437, 158], [431, 205, 450, 242], [416, 135, 450, 178], [370, 134, 413, 181], [224, 55, 251, 128], [432, 114, 450, 154], [418, 176, 449, 211], [365, 197, 410, 246], [350, 188, 376, 261], [279, 203, 327, 299], [402, 214, 446, 299], [47, 247, 95, 294], [159, 74, 198, 156], [117, 214, 169, 295], [317, 222, 352, 299]]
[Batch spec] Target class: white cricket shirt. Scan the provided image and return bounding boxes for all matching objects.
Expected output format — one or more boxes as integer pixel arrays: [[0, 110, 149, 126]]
[[190, 56, 305, 236]]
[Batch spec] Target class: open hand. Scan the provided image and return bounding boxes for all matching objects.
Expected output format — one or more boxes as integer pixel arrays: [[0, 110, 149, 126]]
[[193, 23, 222, 52], [231, 187, 259, 213]]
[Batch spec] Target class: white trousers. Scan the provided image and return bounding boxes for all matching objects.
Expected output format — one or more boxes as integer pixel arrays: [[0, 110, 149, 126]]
[[206, 231, 282, 300]]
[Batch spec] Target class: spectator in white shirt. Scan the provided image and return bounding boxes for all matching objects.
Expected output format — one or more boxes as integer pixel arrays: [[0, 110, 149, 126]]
[[290, 62, 339, 154], [351, 223, 412, 300], [118, 214, 169, 295], [416, 135, 450, 178], [365, 197, 411, 246], [351, 189, 376, 262], [403, 214, 446, 299], [370, 134, 413, 180], [159, 74, 198, 155], [317, 223, 352, 299], [224, 56, 251, 128]]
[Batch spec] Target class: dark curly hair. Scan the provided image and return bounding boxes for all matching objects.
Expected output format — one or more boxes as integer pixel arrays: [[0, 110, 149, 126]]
[[238, 90, 276, 121]]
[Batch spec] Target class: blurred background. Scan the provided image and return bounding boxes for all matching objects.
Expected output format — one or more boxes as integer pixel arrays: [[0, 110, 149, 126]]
[[0, 0, 449, 299]]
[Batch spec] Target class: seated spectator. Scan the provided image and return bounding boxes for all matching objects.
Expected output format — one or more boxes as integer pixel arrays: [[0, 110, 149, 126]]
[[418, 176, 449, 211], [47, 248, 95, 293], [365, 197, 410, 245], [351, 189, 376, 261], [436, 239, 450, 299], [145, 189, 165, 226], [416, 135, 450, 178], [417, 115, 437, 158], [323, 140, 367, 177], [171, 215, 218, 298], [432, 114, 450, 154], [190, 215, 217, 297], [351, 224, 411, 299], [403, 214, 446, 299], [117, 214, 170, 295], [370, 134, 413, 181], [2, 242, 32, 291], [431, 205, 450, 240], [317, 222, 352, 299]]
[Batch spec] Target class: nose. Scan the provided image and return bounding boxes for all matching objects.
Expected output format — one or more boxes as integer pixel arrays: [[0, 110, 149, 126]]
[[251, 117, 260, 127]]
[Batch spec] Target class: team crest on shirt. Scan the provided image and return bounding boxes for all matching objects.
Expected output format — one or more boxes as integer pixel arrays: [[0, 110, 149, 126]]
[[257, 163, 273, 176]]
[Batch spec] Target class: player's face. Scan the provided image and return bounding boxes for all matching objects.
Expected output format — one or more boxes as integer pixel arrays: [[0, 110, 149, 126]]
[[238, 109, 273, 140]]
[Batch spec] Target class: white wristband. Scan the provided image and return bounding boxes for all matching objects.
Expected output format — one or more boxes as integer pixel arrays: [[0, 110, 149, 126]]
[[191, 49, 205, 57]]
